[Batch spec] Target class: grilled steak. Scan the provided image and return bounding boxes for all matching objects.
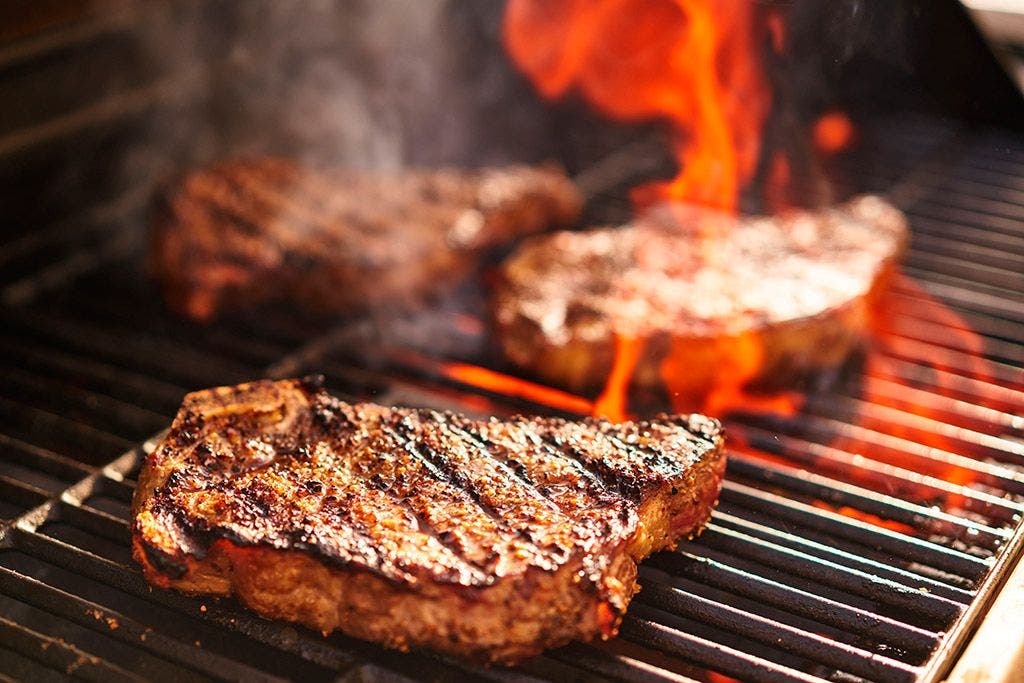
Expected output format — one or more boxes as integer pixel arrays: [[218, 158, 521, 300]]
[[151, 158, 581, 321], [132, 378, 725, 664], [492, 195, 908, 403]]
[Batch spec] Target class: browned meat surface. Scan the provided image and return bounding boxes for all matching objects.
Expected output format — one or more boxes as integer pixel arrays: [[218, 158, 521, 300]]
[[151, 158, 581, 321], [132, 378, 725, 664], [492, 195, 908, 401]]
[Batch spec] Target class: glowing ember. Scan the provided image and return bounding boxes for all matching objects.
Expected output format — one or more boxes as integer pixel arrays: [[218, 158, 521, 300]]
[[813, 111, 855, 154], [706, 672, 741, 683], [504, 0, 776, 211]]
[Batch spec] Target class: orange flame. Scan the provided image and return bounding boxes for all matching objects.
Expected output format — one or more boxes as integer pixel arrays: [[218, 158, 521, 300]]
[[442, 362, 593, 415], [810, 501, 916, 535], [661, 330, 804, 418], [846, 272, 1001, 493], [504, 0, 775, 212], [592, 334, 646, 421]]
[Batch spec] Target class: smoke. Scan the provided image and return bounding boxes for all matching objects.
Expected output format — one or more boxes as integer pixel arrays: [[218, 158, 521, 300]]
[[123, 0, 552, 195]]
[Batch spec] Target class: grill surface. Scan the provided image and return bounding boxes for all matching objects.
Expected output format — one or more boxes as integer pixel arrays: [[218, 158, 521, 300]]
[[0, 116, 1022, 683], [1, 11, 1024, 682]]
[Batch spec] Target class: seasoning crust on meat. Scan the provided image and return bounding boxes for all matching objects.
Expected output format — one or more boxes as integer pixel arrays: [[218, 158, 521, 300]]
[[151, 158, 581, 321], [492, 195, 908, 399], [132, 378, 725, 664]]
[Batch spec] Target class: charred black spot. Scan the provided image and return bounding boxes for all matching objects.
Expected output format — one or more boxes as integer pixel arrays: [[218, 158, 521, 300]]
[[142, 542, 188, 580]]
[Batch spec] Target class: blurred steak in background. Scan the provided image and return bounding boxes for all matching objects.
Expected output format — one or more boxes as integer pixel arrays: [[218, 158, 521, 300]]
[[151, 157, 580, 321]]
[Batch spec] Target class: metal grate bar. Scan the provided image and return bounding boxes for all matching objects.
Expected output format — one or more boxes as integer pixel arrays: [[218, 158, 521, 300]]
[[0, 614, 146, 683], [646, 550, 941, 659], [0, 309, 259, 388], [3, 531, 364, 673], [0, 335, 188, 415], [709, 511, 975, 604], [634, 579, 919, 683], [727, 454, 1010, 550], [734, 426, 1023, 522], [720, 481, 992, 580], [909, 219, 1024, 259], [0, 396, 133, 464], [695, 522, 964, 622], [0, 563, 293, 682], [801, 395, 1024, 464], [550, 643, 699, 683], [619, 613, 827, 683], [878, 312, 1024, 367], [1, 365, 168, 438], [864, 357, 1023, 413], [902, 268, 1024, 324], [882, 292, 1024, 349], [741, 413, 1024, 495]]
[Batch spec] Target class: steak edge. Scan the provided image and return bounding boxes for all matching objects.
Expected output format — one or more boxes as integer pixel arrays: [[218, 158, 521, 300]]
[[132, 378, 725, 664]]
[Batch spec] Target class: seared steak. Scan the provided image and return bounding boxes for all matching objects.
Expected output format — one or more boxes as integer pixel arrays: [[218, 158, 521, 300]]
[[132, 378, 725, 664], [151, 158, 581, 321], [492, 195, 908, 403]]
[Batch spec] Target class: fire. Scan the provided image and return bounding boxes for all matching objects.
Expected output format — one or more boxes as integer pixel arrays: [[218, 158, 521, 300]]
[[504, 0, 776, 212], [593, 334, 646, 421], [813, 111, 855, 154], [845, 272, 999, 493], [442, 362, 593, 415], [505, 0, 798, 420], [500, 2, 1004, 543], [661, 330, 803, 418], [810, 501, 915, 535]]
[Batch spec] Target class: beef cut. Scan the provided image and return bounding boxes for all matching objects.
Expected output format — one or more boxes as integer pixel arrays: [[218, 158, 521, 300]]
[[151, 158, 581, 321], [492, 195, 908, 402], [132, 377, 725, 663]]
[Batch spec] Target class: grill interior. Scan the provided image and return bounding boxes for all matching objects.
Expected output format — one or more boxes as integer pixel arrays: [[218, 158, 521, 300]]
[[1, 113, 1022, 683], [2, 6, 1024, 683]]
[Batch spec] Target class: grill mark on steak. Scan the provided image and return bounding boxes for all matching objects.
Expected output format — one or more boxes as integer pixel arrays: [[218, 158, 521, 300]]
[[451, 416, 620, 519], [324, 403, 469, 569], [201, 172, 317, 254], [429, 413, 564, 514], [370, 414, 543, 575], [132, 378, 725, 664], [389, 414, 505, 524], [390, 411, 576, 572], [514, 423, 615, 495], [224, 164, 338, 240], [538, 430, 637, 501], [593, 423, 683, 480]]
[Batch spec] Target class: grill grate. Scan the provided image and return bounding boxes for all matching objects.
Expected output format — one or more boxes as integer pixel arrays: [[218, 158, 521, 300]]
[[0, 23, 1023, 673], [0, 120, 1021, 683]]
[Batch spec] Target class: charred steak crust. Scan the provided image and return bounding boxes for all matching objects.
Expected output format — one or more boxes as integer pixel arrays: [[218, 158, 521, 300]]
[[491, 195, 909, 397], [132, 378, 725, 663], [150, 157, 581, 321]]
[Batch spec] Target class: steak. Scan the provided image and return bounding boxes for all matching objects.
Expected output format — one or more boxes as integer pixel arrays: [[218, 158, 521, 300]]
[[151, 158, 581, 321], [492, 195, 908, 403], [132, 377, 725, 664]]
